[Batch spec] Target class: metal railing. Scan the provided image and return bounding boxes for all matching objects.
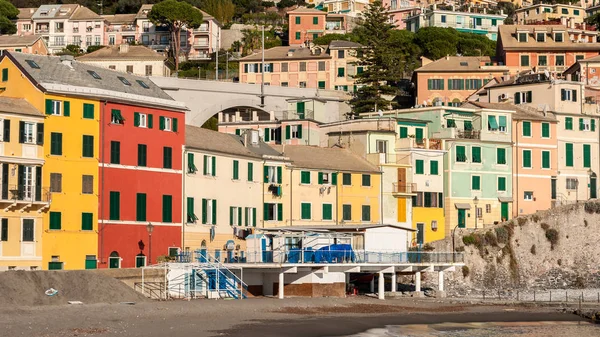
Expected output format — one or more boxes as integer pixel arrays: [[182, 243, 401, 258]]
[[458, 289, 600, 303], [280, 109, 314, 120], [1, 185, 51, 203], [457, 129, 481, 139], [393, 183, 416, 194], [178, 249, 463, 265]]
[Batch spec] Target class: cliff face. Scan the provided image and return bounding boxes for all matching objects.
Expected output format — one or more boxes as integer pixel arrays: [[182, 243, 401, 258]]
[[430, 202, 600, 295]]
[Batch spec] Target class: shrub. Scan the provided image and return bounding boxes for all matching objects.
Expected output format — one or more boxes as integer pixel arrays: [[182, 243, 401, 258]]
[[462, 235, 476, 245], [422, 243, 435, 251], [545, 228, 559, 249], [531, 214, 540, 223], [517, 217, 527, 226], [530, 244, 536, 255], [575, 276, 586, 288], [462, 266, 470, 278], [495, 226, 509, 244], [540, 223, 550, 231], [584, 201, 600, 214], [485, 231, 498, 246]]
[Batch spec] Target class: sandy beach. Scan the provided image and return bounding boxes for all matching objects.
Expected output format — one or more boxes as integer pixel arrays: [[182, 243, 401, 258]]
[[0, 296, 596, 337]]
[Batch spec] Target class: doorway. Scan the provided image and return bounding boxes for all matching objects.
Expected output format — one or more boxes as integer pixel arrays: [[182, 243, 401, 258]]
[[501, 202, 509, 222], [416, 223, 424, 245], [109, 251, 120, 269], [591, 173, 597, 199], [458, 209, 466, 228]]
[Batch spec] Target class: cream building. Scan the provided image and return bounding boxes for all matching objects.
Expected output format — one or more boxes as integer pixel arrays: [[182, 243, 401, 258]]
[[76, 44, 170, 77]]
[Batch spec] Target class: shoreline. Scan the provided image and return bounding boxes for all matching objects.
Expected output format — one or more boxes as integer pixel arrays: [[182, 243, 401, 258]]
[[0, 296, 595, 337]]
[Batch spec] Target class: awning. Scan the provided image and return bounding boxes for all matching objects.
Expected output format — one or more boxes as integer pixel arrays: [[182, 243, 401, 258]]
[[488, 115, 499, 129], [498, 197, 513, 203], [455, 203, 471, 210]]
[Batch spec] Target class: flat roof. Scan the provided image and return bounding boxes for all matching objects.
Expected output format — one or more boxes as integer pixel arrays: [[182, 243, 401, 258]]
[[258, 224, 416, 232]]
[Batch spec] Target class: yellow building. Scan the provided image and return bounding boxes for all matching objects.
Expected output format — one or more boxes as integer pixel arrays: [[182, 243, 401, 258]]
[[0, 97, 48, 270], [0, 53, 99, 270]]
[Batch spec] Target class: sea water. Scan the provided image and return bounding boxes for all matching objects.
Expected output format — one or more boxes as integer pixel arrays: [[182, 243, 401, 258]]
[[342, 321, 600, 337]]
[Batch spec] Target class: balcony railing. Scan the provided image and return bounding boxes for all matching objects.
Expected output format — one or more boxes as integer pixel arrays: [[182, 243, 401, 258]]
[[396, 138, 443, 150], [280, 109, 314, 120], [0, 185, 51, 203], [193, 26, 209, 33], [177, 249, 464, 264], [393, 183, 416, 194]]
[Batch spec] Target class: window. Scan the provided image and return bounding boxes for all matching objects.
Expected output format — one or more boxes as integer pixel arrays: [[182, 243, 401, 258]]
[[448, 79, 464, 90], [264, 165, 281, 184], [565, 117, 573, 130], [264, 203, 282, 221], [163, 147, 172, 169], [343, 173, 351, 186], [160, 116, 175, 131], [561, 89, 577, 102], [583, 144, 591, 168], [247, 162, 254, 181], [118, 76, 131, 86], [80, 213, 93, 231], [109, 191, 120, 220], [137, 80, 150, 89], [145, 65, 153, 76], [322, 204, 333, 221], [245, 207, 257, 227], [134, 113, 147, 128], [427, 79, 444, 90], [556, 55, 565, 66], [50, 133, 62, 155], [0, 219, 6, 241], [134, 193, 147, 222], [337, 67, 345, 77], [111, 109, 124, 124], [1, 68, 7, 82], [399, 127, 408, 138], [541, 123, 550, 138], [126, 65, 133, 73], [20, 122, 35, 144], [465, 79, 482, 90], [555, 32, 563, 42], [362, 205, 371, 221], [301, 171, 311, 184], [456, 145, 466, 162], [415, 160, 424, 174], [318, 61, 325, 71], [82, 175, 93, 194], [498, 116, 507, 132], [362, 174, 371, 187], [110, 141, 120, 164], [574, 9, 580, 15], [538, 55, 547, 66], [50, 173, 62, 193], [565, 143, 574, 167], [522, 149, 532, 168], [232, 160, 239, 180], [524, 191, 534, 201], [498, 177, 506, 191], [520, 55, 530, 67], [87, 70, 101, 80], [300, 62, 306, 72], [49, 212, 61, 230], [299, 81, 307, 88], [295, 16, 300, 24], [522, 121, 531, 136], [301, 203, 311, 220], [109, 65, 116, 70], [497, 148, 507, 165], [566, 178, 578, 190], [82, 135, 94, 158], [518, 32, 527, 42], [561, 8, 568, 14], [342, 204, 351, 221], [295, 32, 301, 40], [419, 159, 434, 176], [281, 63, 288, 72], [542, 151, 551, 169], [318, 81, 326, 89], [45, 100, 63, 116], [441, 15, 446, 23], [281, 82, 288, 87], [536, 32, 545, 42], [471, 175, 481, 190], [288, 124, 302, 139], [229, 206, 241, 226], [162, 195, 173, 223], [514, 91, 532, 104], [83, 103, 94, 119], [138, 144, 147, 167], [471, 146, 481, 163]]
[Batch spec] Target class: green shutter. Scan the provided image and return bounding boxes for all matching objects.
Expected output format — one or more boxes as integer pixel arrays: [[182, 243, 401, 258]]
[[83, 103, 94, 119], [49, 212, 62, 229], [63, 101, 70, 116], [430, 161, 438, 175], [173, 118, 178, 132], [211, 156, 216, 177], [301, 171, 311, 184], [277, 166, 282, 184], [523, 121, 531, 136], [343, 204, 351, 220], [136, 193, 146, 221], [109, 192, 120, 220], [264, 203, 269, 221], [264, 128, 270, 141], [497, 148, 506, 164], [542, 151, 550, 169], [456, 146, 466, 162], [488, 116, 499, 130], [415, 128, 423, 142], [514, 92, 521, 104], [297, 125, 303, 139], [295, 16, 300, 24], [233, 160, 239, 180], [230, 207, 234, 226], [566, 143, 574, 167], [1, 68, 7, 82], [472, 176, 480, 190], [343, 173, 351, 185], [45, 99, 53, 115], [248, 162, 253, 181], [580, 118, 585, 131], [285, 125, 290, 139], [187, 197, 196, 223], [134, 112, 140, 127], [148, 114, 153, 128], [472, 146, 481, 163], [202, 199, 208, 224], [162, 195, 172, 223], [565, 117, 573, 130], [159, 116, 165, 130], [542, 123, 550, 138], [211, 199, 217, 224], [399, 127, 408, 138], [331, 173, 338, 185], [415, 160, 424, 174], [362, 205, 371, 221], [362, 174, 371, 187], [318, 172, 324, 184], [584, 144, 591, 168], [523, 150, 531, 168], [301, 203, 311, 220], [277, 203, 283, 221], [264, 166, 269, 183], [498, 177, 506, 191], [593, 119, 596, 131], [322, 204, 332, 220]]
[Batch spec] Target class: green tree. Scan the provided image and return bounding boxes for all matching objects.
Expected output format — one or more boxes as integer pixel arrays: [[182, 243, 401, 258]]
[[202, 116, 219, 130], [201, 0, 236, 24], [349, 0, 403, 115], [149, 0, 203, 71], [0, 0, 19, 35], [312, 33, 360, 45], [414, 27, 459, 60], [586, 13, 600, 29]]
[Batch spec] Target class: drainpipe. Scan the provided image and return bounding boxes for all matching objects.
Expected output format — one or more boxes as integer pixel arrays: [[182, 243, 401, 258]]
[[182, 146, 186, 251], [262, 159, 266, 228], [100, 100, 106, 265], [380, 168, 383, 225], [335, 171, 339, 225], [515, 120, 519, 218], [289, 167, 293, 226]]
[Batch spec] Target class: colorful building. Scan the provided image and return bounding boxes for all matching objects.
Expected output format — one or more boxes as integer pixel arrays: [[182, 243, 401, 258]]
[[384, 0, 418, 30], [0, 36, 49, 56], [413, 55, 509, 107], [0, 97, 48, 271], [515, 4, 586, 25], [101, 14, 137, 46], [76, 44, 170, 77], [287, 7, 328, 46]]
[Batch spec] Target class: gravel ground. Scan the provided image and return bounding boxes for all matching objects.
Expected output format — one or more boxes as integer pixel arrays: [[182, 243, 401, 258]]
[[0, 296, 593, 337]]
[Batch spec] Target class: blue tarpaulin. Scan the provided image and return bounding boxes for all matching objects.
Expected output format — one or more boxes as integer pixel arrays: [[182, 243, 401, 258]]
[[314, 244, 355, 263]]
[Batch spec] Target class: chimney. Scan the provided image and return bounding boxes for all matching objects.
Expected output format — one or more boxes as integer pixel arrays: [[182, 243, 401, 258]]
[[59, 55, 74, 68], [561, 17, 567, 26], [433, 4, 436, 10], [446, 54, 450, 60], [243, 129, 260, 147], [119, 44, 129, 54]]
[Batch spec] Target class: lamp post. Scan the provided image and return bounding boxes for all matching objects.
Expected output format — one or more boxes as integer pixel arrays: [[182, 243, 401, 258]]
[[452, 223, 460, 263], [473, 196, 479, 229], [146, 223, 154, 265]]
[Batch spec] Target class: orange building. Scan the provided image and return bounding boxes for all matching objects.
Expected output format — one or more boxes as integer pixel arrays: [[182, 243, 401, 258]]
[[413, 56, 509, 107], [0, 36, 49, 55], [287, 7, 327, 46], [496, 25, 600, 75]]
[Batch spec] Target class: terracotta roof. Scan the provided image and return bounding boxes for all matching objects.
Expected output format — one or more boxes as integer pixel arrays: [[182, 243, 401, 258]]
[[101, 14, 136, 24], [0, 97, 43, 117], [76, 45, 165, 61], [287, 7, 327, 15], [0, 35, 43, 47], [17, 8, 36, 20], [498, 25, 600, 51], [415, 56, 508, 73], [70, 6, 102, 21], [462, 102, 557, 122], [270, 145, 380, 173], [185, 125, 281, 158], [573, 54, 600, 63], [241, 46, 330, 62], [136, 4, 154, 19], [328, 40, 362, 49]]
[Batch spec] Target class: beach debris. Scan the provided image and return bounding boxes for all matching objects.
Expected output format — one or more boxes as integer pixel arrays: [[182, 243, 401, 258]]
[[45, 288, 58, 296], [67, 301, 83, 305], [120, 302, 136, 305]]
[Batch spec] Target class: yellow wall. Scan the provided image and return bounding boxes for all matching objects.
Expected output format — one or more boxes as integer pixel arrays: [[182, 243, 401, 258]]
[[397, 197, 407, 222], [412, 207, 445, 244], [0, 56, 99, 270], [338, 172, 381, 224]]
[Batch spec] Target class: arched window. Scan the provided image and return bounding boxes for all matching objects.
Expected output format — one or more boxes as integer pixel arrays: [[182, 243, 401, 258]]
[[109, 251, 120, 269]]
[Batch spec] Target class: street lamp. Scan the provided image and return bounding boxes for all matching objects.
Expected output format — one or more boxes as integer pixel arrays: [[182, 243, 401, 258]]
[[146, 223, 154, 265], [473, 196, 479, 229]]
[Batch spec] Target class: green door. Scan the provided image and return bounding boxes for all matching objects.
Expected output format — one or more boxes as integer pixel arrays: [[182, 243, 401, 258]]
[[136, 255, 146, 268], [48, 262, 63, 270], [85, 259, 97, 269], [591, 176, 597, 199], [458, 209, 466, 228], [415, 128, 424, 144], [296, 102, 305, 119], [501, 202, 509, 222], [109, 258, 120, 269], [416, 223, 424, 244]]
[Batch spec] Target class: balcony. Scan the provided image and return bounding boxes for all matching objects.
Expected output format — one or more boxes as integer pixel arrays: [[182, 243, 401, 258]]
[[396, 138, 443, 150], [433, 128, 481, 140], [193, 41, 209, 48], [280, 110, 314, 120], [49, 40, 66, 47], [107, 26, 136, 32], [193, 26, 209, 34], [392, 183, 417, 196], [188, 53, 211, 60], [55, 27, 64, 33], [0, 185, 51, 212], [35, 26, 49, 34]]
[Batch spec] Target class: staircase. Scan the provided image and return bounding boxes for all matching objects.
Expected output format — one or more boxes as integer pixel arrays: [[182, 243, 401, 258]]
[[190, 250, 248, 299]]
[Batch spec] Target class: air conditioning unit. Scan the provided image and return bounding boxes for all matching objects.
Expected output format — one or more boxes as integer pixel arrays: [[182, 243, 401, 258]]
[[500, 93, 508, 100]]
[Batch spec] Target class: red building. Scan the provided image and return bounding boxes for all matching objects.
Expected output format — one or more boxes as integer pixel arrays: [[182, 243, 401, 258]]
[[98, 97, 187, 268]]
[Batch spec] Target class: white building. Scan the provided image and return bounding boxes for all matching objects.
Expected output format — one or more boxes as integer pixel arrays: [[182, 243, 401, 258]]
[[76, 44, 170, 77]]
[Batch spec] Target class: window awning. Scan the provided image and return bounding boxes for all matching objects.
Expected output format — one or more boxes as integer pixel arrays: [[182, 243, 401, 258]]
[[455, 203, 471, 210], [498, 197, 513, 203], [498, 115, 507, 128], [488, 115, 499, 129]]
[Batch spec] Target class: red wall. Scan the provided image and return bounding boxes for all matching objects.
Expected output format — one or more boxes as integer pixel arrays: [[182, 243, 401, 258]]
[[98, 102, 184, 268]]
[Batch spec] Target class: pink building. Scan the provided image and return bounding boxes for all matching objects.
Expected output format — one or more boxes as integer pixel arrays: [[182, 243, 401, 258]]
[[287, 7, 327, 46], [102, 14, 137, 46], [383, 0, 419, 30], [15, 8, 36, 36]]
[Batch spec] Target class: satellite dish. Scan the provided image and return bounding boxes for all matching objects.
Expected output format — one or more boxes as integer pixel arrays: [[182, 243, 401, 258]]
[[378, 109, 383, 117]]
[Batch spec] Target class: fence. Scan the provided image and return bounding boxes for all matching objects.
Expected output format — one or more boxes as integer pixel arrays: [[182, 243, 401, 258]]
[[455, 289, 600, 303]]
